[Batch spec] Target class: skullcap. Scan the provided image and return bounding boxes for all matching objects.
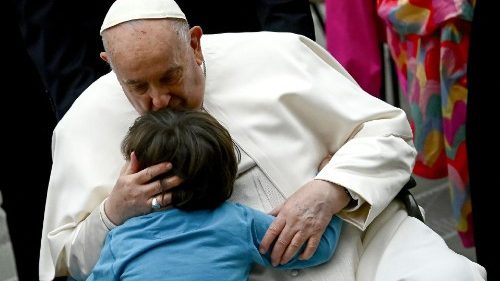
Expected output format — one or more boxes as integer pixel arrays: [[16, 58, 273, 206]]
[[100, 0, 186, 34]]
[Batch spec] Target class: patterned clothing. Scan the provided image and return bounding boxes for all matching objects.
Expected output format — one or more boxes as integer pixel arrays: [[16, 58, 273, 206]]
[[377, 0, 475, 246]]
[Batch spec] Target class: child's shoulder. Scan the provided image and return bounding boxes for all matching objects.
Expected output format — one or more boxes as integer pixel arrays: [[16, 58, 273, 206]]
[[221, 201, 253, 213]]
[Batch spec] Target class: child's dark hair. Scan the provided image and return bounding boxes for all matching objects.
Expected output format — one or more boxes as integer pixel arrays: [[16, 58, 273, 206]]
[[121, 108, 238, 211]]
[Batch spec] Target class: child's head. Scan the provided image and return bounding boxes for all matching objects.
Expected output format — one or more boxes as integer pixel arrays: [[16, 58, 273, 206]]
[[121, 108, 238, 211]]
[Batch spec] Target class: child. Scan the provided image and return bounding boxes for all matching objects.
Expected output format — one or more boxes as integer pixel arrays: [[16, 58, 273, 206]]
[[87, 108, 342, 280]]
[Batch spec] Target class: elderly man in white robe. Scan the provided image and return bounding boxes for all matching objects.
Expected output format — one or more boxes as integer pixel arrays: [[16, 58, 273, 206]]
[[39, 0, 487, 280]]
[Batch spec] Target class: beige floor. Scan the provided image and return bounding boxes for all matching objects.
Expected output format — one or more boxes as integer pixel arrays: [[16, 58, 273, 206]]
[[412, 176, 476, 261]]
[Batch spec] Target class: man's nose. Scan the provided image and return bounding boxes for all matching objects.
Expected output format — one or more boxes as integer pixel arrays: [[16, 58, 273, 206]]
[[151, 89, 171, 110]]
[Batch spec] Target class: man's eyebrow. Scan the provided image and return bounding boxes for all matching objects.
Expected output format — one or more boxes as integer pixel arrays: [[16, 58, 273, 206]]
[[162, 66, 183, 78], [123, 79, 141, 85], [123, 66, 183, 85]]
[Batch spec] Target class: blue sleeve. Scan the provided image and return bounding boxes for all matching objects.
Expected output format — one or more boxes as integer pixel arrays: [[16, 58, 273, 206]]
[[244, 205, 342, 269]]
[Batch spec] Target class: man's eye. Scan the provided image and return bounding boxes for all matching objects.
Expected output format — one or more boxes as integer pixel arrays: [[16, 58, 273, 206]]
[[161, 76, 178, 85], [130, 84, 148, 93], [161, 69, 183, 85]]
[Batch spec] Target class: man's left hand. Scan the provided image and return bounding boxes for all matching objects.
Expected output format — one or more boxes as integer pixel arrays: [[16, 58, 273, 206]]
[[259, 179, 350, 266]]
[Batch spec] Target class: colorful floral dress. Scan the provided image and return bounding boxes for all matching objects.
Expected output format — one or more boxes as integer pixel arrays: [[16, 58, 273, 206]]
[[377, 0, 475, 247]]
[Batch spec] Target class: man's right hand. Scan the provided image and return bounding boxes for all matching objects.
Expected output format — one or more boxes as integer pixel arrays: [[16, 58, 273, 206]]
[[104, 152, 182, 225]]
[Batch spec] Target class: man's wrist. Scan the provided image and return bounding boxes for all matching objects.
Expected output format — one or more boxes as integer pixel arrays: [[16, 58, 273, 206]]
[[100, 199, 117, 231]]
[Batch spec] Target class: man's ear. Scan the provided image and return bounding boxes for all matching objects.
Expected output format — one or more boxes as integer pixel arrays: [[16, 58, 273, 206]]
[[189, 26, 204, 65], [100, 51, 109, 63]]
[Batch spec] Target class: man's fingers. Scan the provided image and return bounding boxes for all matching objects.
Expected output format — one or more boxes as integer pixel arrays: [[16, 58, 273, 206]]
[[280, 231, 306, 265], [150, 192, 172, 209], [270, 229, 295, 266], [299, 236, 321, 261], [148, 176, 182, 209], [129, 152, 141, 173], [122, 152, 142, 175], [150, 175, 183, 196], [259, 218, 285, 257], [139, 162, 172, 182], [158, 192, 172, 207], [158, 176, 183, 192]]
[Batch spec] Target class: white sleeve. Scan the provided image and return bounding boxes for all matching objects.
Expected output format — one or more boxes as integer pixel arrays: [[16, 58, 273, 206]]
[[63, 201, 111, 280], [316, 135, 416, 230], [39, 72, 138, 281]]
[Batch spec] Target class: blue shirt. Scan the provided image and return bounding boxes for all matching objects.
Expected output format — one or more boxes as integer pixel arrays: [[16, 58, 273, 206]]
[[87, 202, 342, 281]]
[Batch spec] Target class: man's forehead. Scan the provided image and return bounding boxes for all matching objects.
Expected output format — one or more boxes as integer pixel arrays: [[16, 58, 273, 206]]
[[100, 0, 186, 35]]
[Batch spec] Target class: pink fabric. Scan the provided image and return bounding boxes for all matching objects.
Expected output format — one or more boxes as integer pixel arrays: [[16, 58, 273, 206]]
[[325, 0, 383, 98]]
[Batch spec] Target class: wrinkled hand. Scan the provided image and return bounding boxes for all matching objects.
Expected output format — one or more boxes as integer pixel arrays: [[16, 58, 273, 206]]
[[105, 152, 183, 225], [259, 179, 350, 266]]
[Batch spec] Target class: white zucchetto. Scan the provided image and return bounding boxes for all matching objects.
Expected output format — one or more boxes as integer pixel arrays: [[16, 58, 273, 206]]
[[100, 0, 186, 34]]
